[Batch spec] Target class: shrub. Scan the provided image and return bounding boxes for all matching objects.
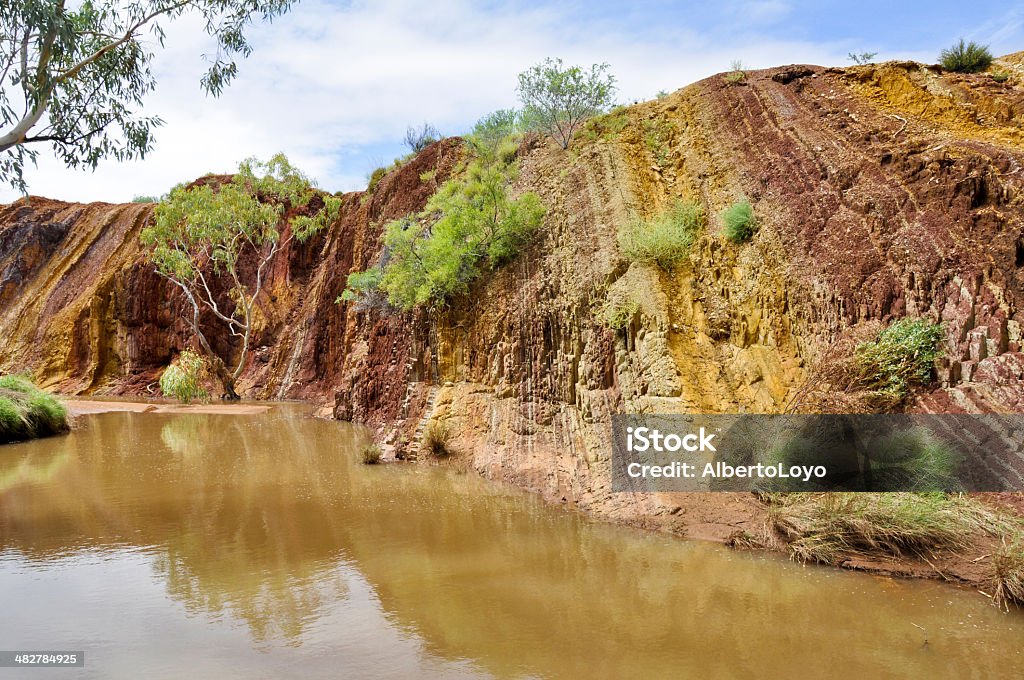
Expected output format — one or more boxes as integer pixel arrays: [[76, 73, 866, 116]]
[[159, 350, 209, 404], [132, 195, 158, 203], [618, 200, 704, 270], [361, 444, 382, 465], [366, 166, 387, 192], [423, 419, 452, 457], [577, 106, 629, 143], [992, 536, 1024, 610], [847, 51, 878, 65], [991, 70, 1012, 83], [345, 147, 545, 310], [517, 58, 617, 149], [853, 319, 944, 404], [939, 40, 993, 73], [724, 60, 746, 85], [0, 375, 69, 443], [601, 295, 639, 331], [467, 109, 525, 151], [404, 123, 440, 153], [721, 199, 756, 242]]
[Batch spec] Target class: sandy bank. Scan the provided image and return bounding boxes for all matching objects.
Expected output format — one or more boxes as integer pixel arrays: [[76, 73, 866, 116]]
[[64, 399, 272, 416]]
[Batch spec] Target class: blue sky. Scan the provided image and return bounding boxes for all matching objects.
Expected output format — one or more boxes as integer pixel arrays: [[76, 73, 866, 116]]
[[2, 0, 1021, 203]]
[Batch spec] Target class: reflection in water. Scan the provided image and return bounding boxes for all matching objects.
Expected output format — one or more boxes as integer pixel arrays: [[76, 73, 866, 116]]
[[0, 407, 1023, 680]]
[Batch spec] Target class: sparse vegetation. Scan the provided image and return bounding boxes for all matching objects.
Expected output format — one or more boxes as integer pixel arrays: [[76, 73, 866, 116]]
[[847, 51, 878, 65], [939, 39, 993, 73], [159, 349, 209, 404], [361, 444, 382, 465], [577, 106, 629, 143], [853, 318, 944, 405], [618, 200, 704, 270], [404, 123, 441, 153], [601, 294, 640, 331], [366, 166, 387, 192], [643, 118, 674, 166], [765, 492, 1006, 565], [721, 199, 756, 242], [342, 140, 544, 309], [467, 109, 526, 151], [992, 536, 1024, 610], [0, 375, 69, 444], [991, 69, 1012, 83], [132, 195, 159, 203], [724, 60, 746, 85], [517, 58, 617, 149], [423, 419, 453, 457]]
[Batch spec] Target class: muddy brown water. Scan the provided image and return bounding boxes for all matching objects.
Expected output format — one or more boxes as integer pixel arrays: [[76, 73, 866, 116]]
[[1, 406, 1022, 679]]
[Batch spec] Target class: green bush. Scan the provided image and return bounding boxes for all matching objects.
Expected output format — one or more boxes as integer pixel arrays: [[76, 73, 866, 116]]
[[131, 195, 158, 203], [344, 143, 545, 309], [723, 60, 746, 85], [618, 200, 704, 270], [939, 40, 993, 73], [991, 70, 1012, 83], [721, 199, 756, 242], [467, 109, 525, 151], [366, 166, 387, 193], [854, 319, 944, 404], [159, 350, 209, 404], [0, 375, 68, 443]]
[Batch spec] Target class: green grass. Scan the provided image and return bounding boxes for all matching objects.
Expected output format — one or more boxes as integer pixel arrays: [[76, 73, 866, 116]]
[[601, 295, 640, 331], [854, 318, 944, 406], [721, 199, 756, 242], [939, 40, 993, 73], [0, 375, 69, 444], [991, 70, 1012, 83], [618, 199, 704, 270], [765, 492, 1008, 565]]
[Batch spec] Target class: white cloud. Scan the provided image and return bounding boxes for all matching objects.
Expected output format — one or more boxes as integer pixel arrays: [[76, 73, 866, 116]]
[[1, 0, 875, 203]]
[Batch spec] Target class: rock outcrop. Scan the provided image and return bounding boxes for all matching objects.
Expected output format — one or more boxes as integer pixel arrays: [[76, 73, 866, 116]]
[[3, 57, 1024, 537]]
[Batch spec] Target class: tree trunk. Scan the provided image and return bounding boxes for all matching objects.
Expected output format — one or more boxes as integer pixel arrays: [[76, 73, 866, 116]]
[[210, 354, 241, 400]]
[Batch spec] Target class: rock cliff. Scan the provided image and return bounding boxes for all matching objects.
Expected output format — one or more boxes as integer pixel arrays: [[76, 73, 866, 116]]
[[3, 57, 1024, 538]]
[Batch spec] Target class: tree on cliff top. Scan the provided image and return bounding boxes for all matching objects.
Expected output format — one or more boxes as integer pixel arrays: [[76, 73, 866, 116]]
[[141, 154, 340, 399], [0, 0, 296, 192], [517, 58, 616, 149]]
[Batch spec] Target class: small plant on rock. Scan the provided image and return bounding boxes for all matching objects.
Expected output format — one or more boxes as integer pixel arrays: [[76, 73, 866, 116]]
[[939, 40, 993, 73], [361, 444, 382, 465], [618, 200, 704, 270], [721, 199, 757, 242], [423, 419, 453, 457], [724, 60, 746, 85]]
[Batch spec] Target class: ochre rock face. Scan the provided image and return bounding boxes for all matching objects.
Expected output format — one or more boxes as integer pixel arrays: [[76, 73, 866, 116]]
[[3, 59, 1024, 533]]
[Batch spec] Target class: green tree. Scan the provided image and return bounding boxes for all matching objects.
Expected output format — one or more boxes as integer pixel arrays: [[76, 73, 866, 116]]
[[142, 154, 340, 399], [0, 0, 296, 192], [517, 58, 616, 149], [159, 349, 208, 403]]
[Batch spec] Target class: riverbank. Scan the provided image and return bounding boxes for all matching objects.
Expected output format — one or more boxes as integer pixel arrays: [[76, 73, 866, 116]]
[[63, 399, 273, 416], [0, 376, 69, 444]]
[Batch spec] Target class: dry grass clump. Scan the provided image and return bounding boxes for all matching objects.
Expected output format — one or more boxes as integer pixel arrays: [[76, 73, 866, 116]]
[[764, 492, 1006, 565], [361, 444, 382, 465], [991, 537, 1024, 611], [423, 419, 453, 458]]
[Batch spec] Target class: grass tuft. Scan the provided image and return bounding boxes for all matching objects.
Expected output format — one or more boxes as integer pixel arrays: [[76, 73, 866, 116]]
[[0, 375, 69, 444], [361, 444, 382, 465], [721, 199, 757, 242], [992, 537, 1024, 611], [853, 318, 943, 406], [618, 200, 704, 270], [765, 492, 1007, 565], [423, 419, 453, 457]]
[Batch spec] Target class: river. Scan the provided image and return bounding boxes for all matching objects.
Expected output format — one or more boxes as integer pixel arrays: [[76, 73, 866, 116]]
[[1, 406, 1022, 679]]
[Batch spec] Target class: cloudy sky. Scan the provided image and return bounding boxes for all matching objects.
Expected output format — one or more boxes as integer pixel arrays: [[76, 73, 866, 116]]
[[2, 0, 1022, 203]]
